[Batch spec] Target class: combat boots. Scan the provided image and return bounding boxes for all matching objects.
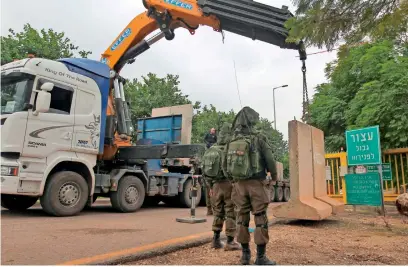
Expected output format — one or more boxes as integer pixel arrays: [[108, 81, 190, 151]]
[[240, 243, 251, 265], [254, 244, 276, 265], [211, 231, 224, 249], [224, 236, 241, 251]]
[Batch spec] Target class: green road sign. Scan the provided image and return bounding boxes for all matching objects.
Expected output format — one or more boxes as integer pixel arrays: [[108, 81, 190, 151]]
[[367, 163, 392, 181], [345, 173, 382, 206], [345, 126, 381, 166]]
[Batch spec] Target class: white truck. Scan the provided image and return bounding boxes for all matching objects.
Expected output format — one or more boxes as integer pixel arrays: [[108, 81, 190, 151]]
[[1, 57, 204, 216]]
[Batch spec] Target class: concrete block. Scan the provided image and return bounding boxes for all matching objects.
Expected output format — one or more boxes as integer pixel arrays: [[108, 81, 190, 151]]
[[151, 104, 193, 145], [272, 120, 332, 220], [152, 104, 194, 166], [311, 127, 345, 215]]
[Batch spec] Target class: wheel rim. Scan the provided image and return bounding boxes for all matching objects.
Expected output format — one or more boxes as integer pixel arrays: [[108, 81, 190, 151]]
[[285, 188, 290, 199], [270, 188, 275, 202], [125, 185, 139, 205], [278, 188, 283, 200], [59, 182, 81, 207]]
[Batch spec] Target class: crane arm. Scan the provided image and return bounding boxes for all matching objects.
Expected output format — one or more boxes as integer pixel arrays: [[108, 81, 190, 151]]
[[102, 0, 303, 71], [100, 0, 306, 160]]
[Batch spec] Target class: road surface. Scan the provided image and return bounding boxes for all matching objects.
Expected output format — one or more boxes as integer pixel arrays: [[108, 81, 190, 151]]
[[1, 199, 281, 265]]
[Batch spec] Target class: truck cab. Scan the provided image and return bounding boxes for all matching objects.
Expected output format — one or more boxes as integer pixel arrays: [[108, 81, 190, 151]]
[[1, 57, 108, 215]]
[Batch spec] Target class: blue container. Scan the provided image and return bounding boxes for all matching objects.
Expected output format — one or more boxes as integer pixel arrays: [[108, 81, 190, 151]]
[[136, 115, 182, 144]]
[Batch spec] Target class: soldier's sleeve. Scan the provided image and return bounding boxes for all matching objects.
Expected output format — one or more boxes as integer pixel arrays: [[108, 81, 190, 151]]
[[258, 136, 277, 180]]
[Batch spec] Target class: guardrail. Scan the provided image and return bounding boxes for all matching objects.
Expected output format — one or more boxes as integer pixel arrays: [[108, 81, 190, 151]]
[[325, 148, 408, 203]]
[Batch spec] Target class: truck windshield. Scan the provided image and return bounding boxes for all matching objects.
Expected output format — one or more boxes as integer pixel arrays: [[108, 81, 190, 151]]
[[1, 72, 34, 114]]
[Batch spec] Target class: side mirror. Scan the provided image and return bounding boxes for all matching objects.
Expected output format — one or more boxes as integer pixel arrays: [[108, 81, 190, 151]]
[[40, 82, 54, 92], [33, 91, 51, 116]]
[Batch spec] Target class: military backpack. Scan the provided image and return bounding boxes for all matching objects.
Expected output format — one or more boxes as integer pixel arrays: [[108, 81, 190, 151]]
[[202, 145, 225, 179], [226, 134, 262, 179]]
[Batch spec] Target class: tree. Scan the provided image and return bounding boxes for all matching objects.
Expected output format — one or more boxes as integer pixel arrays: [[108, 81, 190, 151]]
[[191, 104, 236, 144], [308, 40, 408, 151], [124, 73, 200, 122], [286, 0, 408, 49], [1, 23, 91, 65]]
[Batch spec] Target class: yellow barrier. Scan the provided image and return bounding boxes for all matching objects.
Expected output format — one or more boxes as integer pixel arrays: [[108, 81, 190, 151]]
[[325, 148, 408, 203]]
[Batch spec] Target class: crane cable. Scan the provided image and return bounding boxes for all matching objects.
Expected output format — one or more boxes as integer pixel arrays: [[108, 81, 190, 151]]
[[301, 60, 309, 123]]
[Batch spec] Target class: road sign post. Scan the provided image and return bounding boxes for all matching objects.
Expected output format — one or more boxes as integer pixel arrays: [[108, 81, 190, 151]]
[[345, 126, 385, 216]]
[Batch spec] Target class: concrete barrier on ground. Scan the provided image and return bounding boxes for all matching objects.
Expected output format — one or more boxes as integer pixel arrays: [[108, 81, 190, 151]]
[[272, 120, 344, 220]]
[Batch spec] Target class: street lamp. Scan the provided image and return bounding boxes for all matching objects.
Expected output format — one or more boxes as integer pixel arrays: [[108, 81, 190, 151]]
[[273, 84, 288, 130]]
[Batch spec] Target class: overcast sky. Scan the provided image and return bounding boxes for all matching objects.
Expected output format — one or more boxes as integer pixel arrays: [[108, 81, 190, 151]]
[[1, 0, 337, 140]]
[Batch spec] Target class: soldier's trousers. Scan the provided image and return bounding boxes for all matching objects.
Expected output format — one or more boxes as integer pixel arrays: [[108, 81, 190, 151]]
[[212, 181, 236, 237], [205, 184, 212, 209], [232, 179, 270, 245]]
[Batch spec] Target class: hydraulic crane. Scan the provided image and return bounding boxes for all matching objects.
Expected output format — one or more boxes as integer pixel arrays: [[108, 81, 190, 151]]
[[99, 0, 307, 160], [0, 0, 308, 216]]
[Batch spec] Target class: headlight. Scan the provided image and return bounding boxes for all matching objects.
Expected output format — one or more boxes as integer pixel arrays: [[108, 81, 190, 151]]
[[1, 166, 19, 176]]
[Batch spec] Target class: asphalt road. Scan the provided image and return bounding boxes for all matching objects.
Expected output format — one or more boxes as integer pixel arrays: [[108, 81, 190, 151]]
[[1, 200, 282, 265]]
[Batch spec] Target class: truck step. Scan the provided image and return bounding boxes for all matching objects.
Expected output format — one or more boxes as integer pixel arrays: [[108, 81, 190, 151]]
[[197, 0, 299, 49]]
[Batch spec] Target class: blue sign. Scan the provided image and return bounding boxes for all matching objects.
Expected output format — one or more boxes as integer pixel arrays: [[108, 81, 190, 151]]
[[164, 0, 193, 10], [111, 28, 132, 51]]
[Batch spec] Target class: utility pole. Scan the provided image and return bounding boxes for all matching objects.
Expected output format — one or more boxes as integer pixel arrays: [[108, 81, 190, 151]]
[[273, 84, 288, 130]]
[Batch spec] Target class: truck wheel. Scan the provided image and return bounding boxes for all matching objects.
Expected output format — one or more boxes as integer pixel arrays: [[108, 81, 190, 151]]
[[179, 179, 202, 208], [110, 176, 145, 212], [283, 187, 290, 202], [40, 171, 89, 216], [1, 195, 38, 211], [270, 186, 275, 202], [274, 186, 284, 202]]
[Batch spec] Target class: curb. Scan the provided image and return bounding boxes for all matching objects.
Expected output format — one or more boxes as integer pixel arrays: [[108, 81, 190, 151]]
[[59, 217, 277, 265], [97, 218, 278, 265], [100, 236, 214, 265]]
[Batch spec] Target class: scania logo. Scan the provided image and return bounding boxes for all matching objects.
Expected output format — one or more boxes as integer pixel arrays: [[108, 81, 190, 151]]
[[111, 28, 132, 51]]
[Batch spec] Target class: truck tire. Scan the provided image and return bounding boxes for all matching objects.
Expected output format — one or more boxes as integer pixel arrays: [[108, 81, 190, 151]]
[[1, 195, 38, 211], [274, 186, 284, 202], [40, 171, 89, 216], [270, 186, 276, 202], [179, 179, 202, 208], [283, 187, 290, 202], [110, 175, 145, 212]]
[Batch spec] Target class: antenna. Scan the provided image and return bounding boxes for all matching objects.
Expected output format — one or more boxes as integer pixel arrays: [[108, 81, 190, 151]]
[[233, 60, 243, 109], [232, 60, 253, 140]]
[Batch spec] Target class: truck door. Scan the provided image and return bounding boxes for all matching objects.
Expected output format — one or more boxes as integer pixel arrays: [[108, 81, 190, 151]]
[[23, 78, 75, 158], [72, 87, 100, 154]]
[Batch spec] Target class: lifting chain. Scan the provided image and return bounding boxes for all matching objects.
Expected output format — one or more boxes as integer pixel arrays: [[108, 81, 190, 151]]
[[301, 60, 310, 123], [298, 41, 309, 123]]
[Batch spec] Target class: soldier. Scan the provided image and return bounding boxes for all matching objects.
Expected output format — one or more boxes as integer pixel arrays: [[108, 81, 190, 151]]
[[202, 123, 241, 251], [227, 107, 278, 265]]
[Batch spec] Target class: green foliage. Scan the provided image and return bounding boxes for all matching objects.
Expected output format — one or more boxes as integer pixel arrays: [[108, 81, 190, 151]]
[[124, 73, 199, 120], [191, 104, 236, 144], [308, 40, 408, 151], [286, 0, 408, 49], [1, 24, 91, 65]]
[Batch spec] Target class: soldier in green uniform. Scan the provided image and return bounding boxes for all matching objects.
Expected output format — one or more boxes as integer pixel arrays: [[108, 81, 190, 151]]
[[226, 107, 278, 265], [202, 123, 241, 251]]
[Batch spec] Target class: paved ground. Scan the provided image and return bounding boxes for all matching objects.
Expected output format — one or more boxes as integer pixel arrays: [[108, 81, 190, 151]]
[[1, 199, 280, 265], [130, 208, 408, 265]]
